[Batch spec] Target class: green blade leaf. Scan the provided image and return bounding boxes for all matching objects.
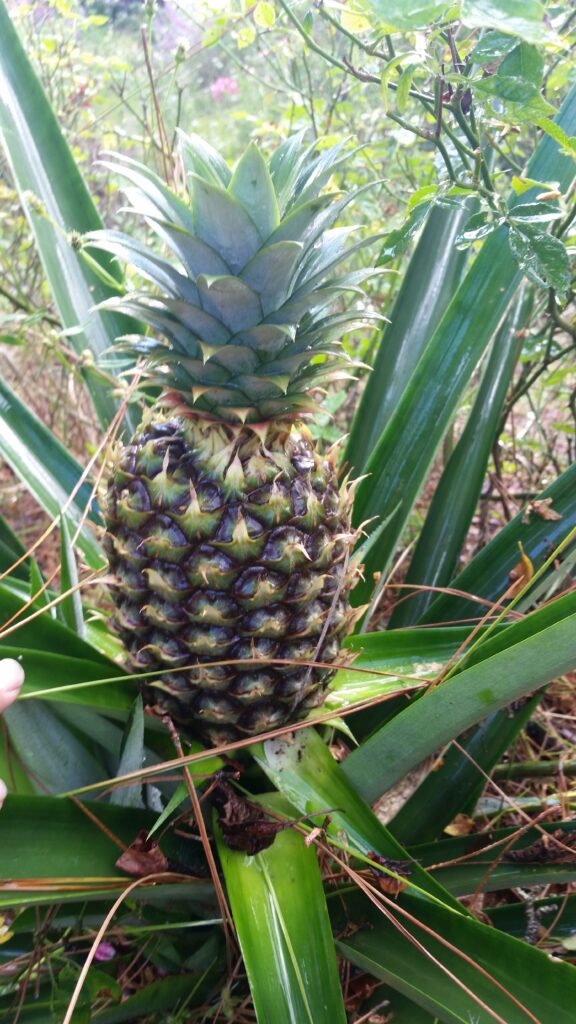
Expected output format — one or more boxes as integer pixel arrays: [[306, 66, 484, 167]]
[[438, 860, 576, 898], [252, 727, 458, 909], [0, 796, 214, 898], [333, 890, 576, 1024], [390, 287, 529, 627], [228, 142, 280, 239], [110, 697, 145, 808], [57, 516, 86, 638], [461, 0, 555, 45], [489, 893, 576, 941], [0, 511, 27, 580], [421, 461, 576, 625], [196, 274, 262, 331], [362, 1, 452, 31], [390, 694, 540, 845], [345, 204, 471, 474], [3, 646, 131, 712], [177, 129, 232, 188], [351, 85, 576, 602], [240, 240, 303, 315], [3, 700, 106, 794], [1, 578, 109, 657], [343, 604, 576, 804], [0, 0, 138, 433], [268, 129, 309, 211], [215, 792, 347, 1024], [190, 173, 262, 272], [414, 820, 576, 895], [0, 576, 131, 712], [28, 558, 51, 611], [0, 379, 104, 570]]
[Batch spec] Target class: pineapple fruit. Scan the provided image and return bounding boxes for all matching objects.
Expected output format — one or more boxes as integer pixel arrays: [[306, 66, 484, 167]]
[[89, 132, 374, 744]]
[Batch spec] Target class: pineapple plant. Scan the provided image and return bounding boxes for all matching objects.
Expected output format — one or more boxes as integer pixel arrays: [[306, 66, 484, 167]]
[[89, 132, 376, 744]]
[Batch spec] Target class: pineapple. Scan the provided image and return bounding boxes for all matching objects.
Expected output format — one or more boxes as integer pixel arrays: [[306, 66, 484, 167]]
[[89, 132, 375, 744]]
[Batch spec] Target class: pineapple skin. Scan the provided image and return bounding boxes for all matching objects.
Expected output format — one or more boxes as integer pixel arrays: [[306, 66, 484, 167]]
[[104, 409, 359, 743]]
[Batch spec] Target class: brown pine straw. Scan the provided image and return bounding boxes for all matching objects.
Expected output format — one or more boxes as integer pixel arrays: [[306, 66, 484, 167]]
[[313, 838, 542, 1024], [60, 684, 425, 800], [0, 571, 107, 642], [432, 525, 576, 688], [60, 870, 192, 1024], [18, 656, 434, 698], [385, 581, 524, 619], [161, 716, 236, 965], [246, 800, 543, 1022], [429, 576, 525, 689], [450, 740, 576, 870], [140, 27, 175, 189], [0, 371, 141, 631], [424, 804, 562, 871]]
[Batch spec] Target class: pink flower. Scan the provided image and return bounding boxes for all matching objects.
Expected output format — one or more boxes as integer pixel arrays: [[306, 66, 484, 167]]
[[94, 942, 117, 962], [209, 76, 239, 102]]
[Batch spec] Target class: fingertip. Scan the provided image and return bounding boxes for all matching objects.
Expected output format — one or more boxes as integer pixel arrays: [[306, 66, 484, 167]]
[[0, 659, 25, 712]]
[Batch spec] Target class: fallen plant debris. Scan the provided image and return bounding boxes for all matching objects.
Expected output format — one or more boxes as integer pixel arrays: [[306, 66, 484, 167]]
[[522, 498, 564, 524], [506, 829, 576, 864], [365, 852, 413, 897], [211, 778, 304, 855], [115, 831, 170, 878]]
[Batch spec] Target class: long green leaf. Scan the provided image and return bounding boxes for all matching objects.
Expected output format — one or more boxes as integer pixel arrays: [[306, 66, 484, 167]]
[[421, 460, 576, 624], [0, 578, 130, 709], [0, 379, 103, 569], [436, 861, 576, 897], [489, 893, 576, 940], [0, 796, 214, 905], [390, 694, 540, 845], [57, 516, 87, 636], [216, 792, 347, 1024], [389, 589, 576, 838], [3, 700, 107, 794], [414, 820, 576, 896], [252, 726, 459, 908], [390, 287, 529, 627], [333, 890, 576, 1024], [0, 0, 138, 433], [0, 512, 28, 579], [333, 624, 488, 741], [345, 203, 471, 474], [329, 622, 467, 711], [1, 645, 131, 711], [110, 697, 145, 808], [351, 85, 576, 602], [342, 602, 576, 803], [415, 818, 576, 867], [1, 578, 106, 656]]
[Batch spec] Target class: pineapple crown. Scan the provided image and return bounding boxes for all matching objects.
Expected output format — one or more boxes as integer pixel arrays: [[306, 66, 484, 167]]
[[87, 131, 380, 424]]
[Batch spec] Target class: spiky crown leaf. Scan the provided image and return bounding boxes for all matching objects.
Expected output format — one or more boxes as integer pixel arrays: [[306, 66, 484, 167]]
[[87, 132, 379, 424]]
